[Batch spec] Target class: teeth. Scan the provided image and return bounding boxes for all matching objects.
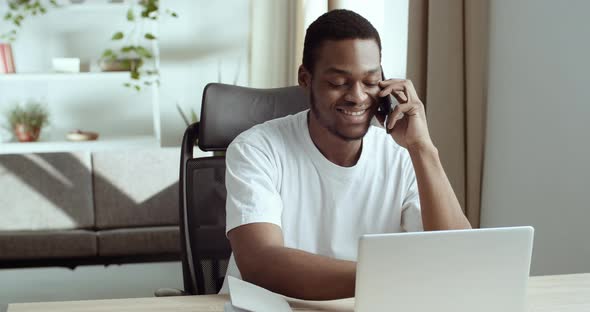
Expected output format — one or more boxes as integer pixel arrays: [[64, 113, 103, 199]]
[[340, 109, 366, 116]]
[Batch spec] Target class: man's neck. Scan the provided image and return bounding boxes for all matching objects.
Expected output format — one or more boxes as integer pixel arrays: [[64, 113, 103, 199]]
[[307, 112, 362, 167]]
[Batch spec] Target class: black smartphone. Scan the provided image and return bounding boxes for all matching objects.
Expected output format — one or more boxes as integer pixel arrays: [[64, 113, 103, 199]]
[[378, 67, 394, 123]]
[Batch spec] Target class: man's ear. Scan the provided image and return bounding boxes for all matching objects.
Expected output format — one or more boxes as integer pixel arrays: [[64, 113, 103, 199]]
[[298, 65, 311, 89]]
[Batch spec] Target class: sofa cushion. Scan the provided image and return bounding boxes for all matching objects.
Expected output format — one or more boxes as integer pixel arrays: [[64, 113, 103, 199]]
[[0, 230, 96, 260], [92, 148, 180, 229], [0, 152, 94, 231], [97, 226, 180, 257]]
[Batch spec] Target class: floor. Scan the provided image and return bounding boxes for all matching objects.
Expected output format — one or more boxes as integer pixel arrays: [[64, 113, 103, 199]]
[[0, 262, 183, 312]]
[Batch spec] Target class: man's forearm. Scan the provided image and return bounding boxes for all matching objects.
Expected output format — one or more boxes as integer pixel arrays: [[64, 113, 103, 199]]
[[240, 245, 355, 300], [408, 143, 472, 231]]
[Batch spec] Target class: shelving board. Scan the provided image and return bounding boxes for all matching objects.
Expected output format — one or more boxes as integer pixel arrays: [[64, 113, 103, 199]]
[[0, 72, 131, 82], [0, 135, 159, 154]]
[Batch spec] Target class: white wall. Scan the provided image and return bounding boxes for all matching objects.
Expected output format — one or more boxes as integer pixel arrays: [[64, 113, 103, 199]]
[[480, 0, 590, 275], [158, 0, 250, 146], [0, 262, 182, 312]]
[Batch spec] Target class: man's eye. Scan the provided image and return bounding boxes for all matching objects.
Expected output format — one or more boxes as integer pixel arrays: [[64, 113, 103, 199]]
[[329, 81, 346, 87], [364, 81, 379, 87]]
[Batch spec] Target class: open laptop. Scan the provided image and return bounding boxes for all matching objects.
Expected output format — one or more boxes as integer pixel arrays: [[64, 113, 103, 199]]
[[355, 226, 534, 312]]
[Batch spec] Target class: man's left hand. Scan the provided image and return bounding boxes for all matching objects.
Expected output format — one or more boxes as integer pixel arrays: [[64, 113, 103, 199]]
[[377, 79, 433, 151]]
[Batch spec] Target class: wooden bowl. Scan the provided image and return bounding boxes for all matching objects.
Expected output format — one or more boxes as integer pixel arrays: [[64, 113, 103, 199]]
[[66, 130, 99, 141]]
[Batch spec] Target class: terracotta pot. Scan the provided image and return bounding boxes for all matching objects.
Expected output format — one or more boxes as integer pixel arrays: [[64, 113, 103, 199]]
[[13, 124, 41, 142]]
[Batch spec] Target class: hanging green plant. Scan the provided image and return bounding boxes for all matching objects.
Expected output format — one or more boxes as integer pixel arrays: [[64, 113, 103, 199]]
[[99, 0, 177, 91], [1, 0, 59, 42]]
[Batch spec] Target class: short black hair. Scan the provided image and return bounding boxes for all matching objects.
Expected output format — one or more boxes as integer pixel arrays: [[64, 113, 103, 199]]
[[302, 9, 382, 73]]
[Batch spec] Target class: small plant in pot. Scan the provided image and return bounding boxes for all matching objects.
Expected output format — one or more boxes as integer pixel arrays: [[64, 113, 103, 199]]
[[7, 101, 49, 142]]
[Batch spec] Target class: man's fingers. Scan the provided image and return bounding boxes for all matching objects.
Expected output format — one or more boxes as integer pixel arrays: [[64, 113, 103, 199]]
[[392, 91, 407, 103], [378, 78, 405, 87], [386, 102, 421, 130], [379, 79, 420, 104], [386, 104, 407, 130], [386, 112, 405, 131], [378, 84, 396, 97], [378, 86, 407, 105], [378, 82, 405, 96]]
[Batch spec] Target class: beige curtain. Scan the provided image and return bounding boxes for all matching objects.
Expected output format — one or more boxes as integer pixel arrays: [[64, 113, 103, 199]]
[[249, 0, 327, 88], [407, 0, 489, 228]]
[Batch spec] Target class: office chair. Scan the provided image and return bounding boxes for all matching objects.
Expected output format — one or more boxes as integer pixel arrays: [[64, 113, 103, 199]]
[[173, 83, 309, 295]]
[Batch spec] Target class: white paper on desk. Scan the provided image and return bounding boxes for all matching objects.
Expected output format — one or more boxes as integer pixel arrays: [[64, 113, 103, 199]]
[[228, 276, 292, 312], [224, 302, 249, 312]]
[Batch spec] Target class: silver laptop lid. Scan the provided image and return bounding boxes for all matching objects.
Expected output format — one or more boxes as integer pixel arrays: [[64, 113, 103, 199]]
[[355, 226, 534, 312]]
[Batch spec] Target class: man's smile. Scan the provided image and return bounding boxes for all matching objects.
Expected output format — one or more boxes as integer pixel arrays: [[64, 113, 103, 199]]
[[337, 108, 367, 116], [335, 106, 372, 122]]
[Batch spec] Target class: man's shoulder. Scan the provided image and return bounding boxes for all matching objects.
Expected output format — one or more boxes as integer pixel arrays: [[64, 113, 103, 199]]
[[229, 110, 306, 151]]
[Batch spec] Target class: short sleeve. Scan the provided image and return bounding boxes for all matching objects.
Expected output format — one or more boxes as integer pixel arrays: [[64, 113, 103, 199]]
[[225, 141, 283, 234], [400, 157, 424, 232]]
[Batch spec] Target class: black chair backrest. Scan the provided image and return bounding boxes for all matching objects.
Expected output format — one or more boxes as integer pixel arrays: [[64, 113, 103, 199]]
[[179, 83, 309, 294], [198, 83, 309, 151]]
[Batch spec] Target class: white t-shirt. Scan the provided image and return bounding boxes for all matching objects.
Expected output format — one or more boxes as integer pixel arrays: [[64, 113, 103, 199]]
[[220, 110, 423, 293]]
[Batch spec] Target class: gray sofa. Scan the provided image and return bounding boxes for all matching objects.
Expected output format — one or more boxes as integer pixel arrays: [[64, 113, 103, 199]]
[[0, 148, 181, 268]]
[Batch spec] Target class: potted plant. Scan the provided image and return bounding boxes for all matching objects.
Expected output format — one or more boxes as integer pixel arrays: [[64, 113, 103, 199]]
[[7, 101, 49, 142]]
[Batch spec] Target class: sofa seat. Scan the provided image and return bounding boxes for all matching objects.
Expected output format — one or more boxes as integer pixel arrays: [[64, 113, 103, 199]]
[[0, 230, 96, 260], [97, 226, 180, 257]]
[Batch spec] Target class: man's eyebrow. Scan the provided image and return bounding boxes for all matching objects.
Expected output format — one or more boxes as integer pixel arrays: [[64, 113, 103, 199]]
[[324, 67, 381, 75]]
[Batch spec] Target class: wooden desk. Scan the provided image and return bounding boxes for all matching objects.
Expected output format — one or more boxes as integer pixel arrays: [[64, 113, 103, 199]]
[[8, 273, 590, 312]]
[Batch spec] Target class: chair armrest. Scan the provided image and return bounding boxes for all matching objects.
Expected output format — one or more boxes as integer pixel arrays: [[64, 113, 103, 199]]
[[154, 288, 187, 297]]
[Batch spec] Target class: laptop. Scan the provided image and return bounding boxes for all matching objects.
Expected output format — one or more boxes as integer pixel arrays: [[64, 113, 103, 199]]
[[355, 226, 534, 312]]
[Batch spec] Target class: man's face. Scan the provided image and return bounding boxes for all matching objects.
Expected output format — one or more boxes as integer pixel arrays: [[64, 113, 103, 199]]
[[302, 39, 382, 141]]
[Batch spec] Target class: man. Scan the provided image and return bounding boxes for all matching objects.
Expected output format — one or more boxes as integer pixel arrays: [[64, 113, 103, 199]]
[[220, 9, 471, 299]]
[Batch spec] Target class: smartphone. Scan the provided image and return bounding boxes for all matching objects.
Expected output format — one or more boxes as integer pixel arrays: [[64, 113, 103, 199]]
[[377, 67, 395, 125]]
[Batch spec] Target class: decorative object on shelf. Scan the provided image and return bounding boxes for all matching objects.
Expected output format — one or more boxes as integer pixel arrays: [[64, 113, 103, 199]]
[[0, 43, 16, 74], [52, 57, 81, 73], [6, 100, 49, 142], [100, 0, 177, 91], [66, 129, 99, 141], [1, 0, 59, 42], [99, 57, 142, 72]]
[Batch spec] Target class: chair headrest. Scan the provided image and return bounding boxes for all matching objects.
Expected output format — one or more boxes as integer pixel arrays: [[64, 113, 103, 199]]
[[198, 83, 309, 151]]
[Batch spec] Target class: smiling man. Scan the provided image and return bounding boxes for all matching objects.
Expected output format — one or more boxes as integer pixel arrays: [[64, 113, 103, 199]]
[[221, 9, 471, 299]]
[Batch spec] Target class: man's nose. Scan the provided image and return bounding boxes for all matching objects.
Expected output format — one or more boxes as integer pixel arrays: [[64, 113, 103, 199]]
[[343, 82, 369, 104]]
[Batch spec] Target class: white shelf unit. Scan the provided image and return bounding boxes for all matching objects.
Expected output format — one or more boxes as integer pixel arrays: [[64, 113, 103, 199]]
[[0, 1, 162, 154], [0, 135, 159, 155], [0, 72, 131, 82]]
